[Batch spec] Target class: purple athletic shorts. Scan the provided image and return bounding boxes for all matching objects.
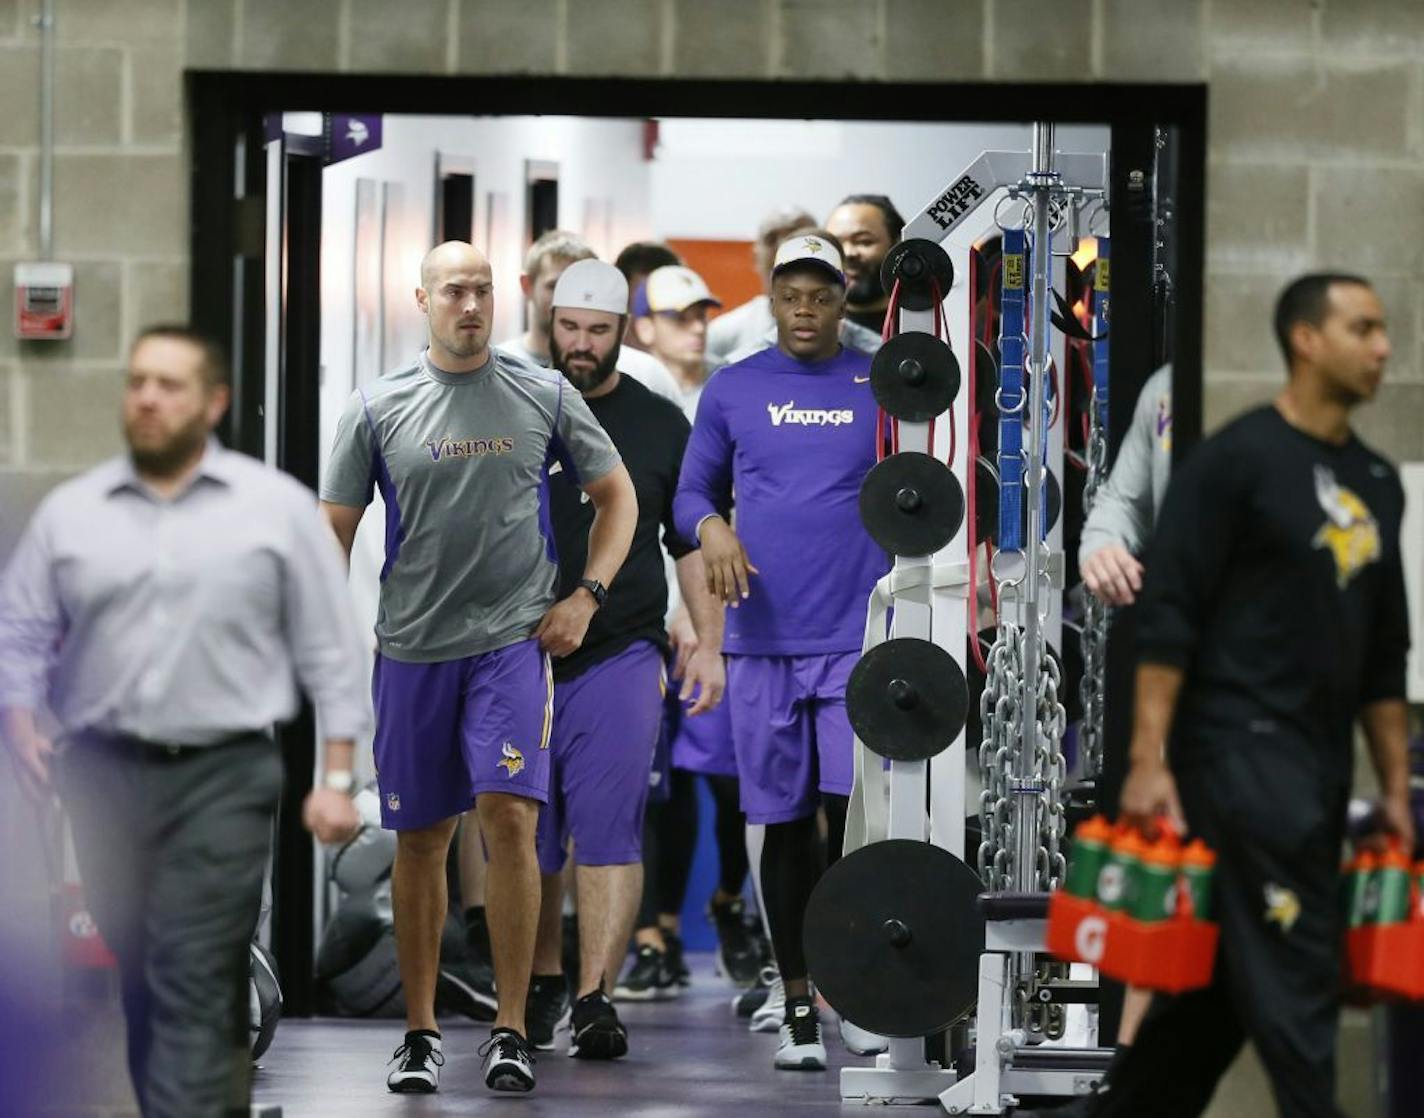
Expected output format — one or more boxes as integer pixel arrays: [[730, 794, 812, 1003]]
[[536, 640, 665, 872], [724, 652, 858, 825], [372, 638, 553, 831], [669, 675, 737, 778]]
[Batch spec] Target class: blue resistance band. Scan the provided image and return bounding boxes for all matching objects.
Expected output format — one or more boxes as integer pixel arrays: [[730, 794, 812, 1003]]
[[1093, 236, 1111, 429], [997, 227, 1026, 552]]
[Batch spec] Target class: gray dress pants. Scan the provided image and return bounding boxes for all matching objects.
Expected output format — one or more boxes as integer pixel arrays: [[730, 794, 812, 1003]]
[[57, 733, 283, 1118]]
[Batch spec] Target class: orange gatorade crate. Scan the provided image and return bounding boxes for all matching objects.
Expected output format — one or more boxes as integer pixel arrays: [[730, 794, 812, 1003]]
[[1343, 846, 1424, 1001], [1102, 911, 1218, 993], [1047, 815, 1218, 994]]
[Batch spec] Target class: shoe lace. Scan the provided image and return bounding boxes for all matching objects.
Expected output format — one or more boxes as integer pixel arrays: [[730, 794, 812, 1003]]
[[478, 1031, 537, 1064], [757, 964, 779, 987], [787, 1007, 820, 1046], [390, 1038, 445, 1069]]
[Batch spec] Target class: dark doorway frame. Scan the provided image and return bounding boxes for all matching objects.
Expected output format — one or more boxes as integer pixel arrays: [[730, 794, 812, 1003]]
[[185, 71, 1208, 1016]]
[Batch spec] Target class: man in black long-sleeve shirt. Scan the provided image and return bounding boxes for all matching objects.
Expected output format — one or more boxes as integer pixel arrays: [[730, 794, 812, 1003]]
[[1062, 274, 1414, 1118]]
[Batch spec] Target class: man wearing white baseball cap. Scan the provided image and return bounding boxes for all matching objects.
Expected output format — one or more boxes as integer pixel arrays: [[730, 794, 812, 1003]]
[[674, 231, 890, 1072], [497, 230, 684, 407], [523, 259, 727, 1060], [707, 215, 882, 372]]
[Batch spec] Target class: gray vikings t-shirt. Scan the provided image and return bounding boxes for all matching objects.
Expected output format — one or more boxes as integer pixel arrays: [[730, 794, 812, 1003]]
[[322, 350, 621, 663]]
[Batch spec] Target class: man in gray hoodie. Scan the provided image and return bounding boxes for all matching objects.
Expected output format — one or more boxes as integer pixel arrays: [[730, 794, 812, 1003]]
[[1079, 365, 1173, 606]]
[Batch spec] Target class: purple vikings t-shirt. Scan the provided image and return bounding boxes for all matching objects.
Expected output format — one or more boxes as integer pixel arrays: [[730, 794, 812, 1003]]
[[674, 345, 890, 656]]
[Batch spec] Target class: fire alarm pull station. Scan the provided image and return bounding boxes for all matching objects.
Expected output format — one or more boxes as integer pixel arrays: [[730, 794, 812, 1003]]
[[15, 261, 74, 340]]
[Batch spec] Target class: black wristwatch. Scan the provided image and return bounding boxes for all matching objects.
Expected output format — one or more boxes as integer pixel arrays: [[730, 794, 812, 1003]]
[[577, 578, 608, 608]]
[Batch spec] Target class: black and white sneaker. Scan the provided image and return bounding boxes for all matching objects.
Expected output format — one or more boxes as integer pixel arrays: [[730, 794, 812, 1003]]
[[453, 907, 499, 1021], [749, 967, 786, 1033], [526, 973, 571, 1051], [733, 964, 775, 1017], [568, 989, 629, 1060], [710, 897, 762, 987], [613, 944, 675, 1001], [479, 1027, 536, 1093], [663, 930, 692, 989], [438, 962, 498, 1022], [774, 997, 826, 1070], [386, 1029, 443, 1093]]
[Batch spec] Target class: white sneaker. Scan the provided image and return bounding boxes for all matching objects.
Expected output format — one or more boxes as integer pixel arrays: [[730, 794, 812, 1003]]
[[774, 998, 827, 1070], [749, 970, 785, 1033], [479, 1028, 536, 1093], [838, 1015, 889, 1056], [386, 1029, 443, 1093]]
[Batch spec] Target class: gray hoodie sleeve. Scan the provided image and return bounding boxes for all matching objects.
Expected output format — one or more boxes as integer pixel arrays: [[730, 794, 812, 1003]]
[[1078, 365, 1172, 564]]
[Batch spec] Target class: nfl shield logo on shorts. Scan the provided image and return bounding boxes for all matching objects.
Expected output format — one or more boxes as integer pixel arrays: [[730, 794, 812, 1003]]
[[386, 792, 401, 812]]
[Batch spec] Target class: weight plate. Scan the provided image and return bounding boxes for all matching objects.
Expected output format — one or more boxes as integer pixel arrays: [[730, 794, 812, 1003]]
[[859, 452, 965, 557], [847, 637, 969, 762], [806, 840, 984, 1038], [870, 332, 960, 421]]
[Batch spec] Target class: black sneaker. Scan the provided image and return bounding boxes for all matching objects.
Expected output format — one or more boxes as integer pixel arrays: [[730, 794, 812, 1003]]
[[613, 944, 674, 1001], [525, 973, 571, 1051], [438, 960, 498, 1022], [663, 930, 691, 988], [454, 908, 499, 1020], [568, 989, 629, 1060], [710, 897, 762, 987], [386, 1029, 443, 1093], [479, 1027, 536, 1093]]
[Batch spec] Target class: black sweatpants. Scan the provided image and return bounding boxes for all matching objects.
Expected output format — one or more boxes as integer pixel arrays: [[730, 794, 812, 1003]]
[[57, 733, 282, 1118], [1088, 730, 1348, 1118]]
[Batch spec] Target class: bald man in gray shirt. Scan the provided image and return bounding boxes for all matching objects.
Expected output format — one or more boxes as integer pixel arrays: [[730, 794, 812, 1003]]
[[322, 241, 637, 1096], [0, 326, 371, 1118]]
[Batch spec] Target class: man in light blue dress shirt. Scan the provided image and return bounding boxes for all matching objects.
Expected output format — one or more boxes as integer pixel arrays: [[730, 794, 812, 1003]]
[[0, 325, 372, 1118]]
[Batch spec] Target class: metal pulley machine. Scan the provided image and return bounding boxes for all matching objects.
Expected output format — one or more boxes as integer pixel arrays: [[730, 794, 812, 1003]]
[[805, 123, 1116, 1113]]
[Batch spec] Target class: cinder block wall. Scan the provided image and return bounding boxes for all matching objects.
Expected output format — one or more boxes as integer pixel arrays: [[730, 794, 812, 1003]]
[[0, 6, 1409, 1113], [0, 0, 1421, 517]]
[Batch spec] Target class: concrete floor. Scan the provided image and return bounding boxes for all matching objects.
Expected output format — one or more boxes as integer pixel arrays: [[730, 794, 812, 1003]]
[[248, 959, 1383, 1118], [22, 954, 1383, 1115]]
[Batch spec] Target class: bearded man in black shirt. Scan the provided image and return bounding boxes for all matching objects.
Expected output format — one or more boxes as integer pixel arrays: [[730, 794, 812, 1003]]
[[520, 259, 726, 1061], [1061, 274, 1413, 1117]]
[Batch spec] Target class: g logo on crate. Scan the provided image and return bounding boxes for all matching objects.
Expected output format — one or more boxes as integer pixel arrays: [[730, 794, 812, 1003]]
[[1074, 914, 1108, 964], [68, 910, 99, 939], [1097, 862, 1125, 906]]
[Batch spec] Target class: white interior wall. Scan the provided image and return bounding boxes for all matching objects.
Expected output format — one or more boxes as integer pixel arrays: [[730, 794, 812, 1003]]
[[648, 120, 1110, 239]]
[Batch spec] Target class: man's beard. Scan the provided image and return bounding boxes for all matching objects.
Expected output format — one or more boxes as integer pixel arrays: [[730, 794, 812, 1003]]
[[845, 264, 886, 307], [551, 335, 620, 393], [126, 413, 209, 477]]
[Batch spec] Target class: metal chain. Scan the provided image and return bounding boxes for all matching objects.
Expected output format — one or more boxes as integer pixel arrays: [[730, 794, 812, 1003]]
[[1037, 650, 1068, 890], [978, 618, 1068, 892], [978, 621, 1020, 890], [1077, 388, 1110, 779]]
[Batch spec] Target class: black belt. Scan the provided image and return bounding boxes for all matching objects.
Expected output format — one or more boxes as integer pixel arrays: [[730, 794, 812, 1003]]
[[73, 729, 272, 761]]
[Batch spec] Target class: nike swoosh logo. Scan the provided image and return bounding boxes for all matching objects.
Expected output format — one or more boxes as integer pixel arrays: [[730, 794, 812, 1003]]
[[853, 375, 870, 383]]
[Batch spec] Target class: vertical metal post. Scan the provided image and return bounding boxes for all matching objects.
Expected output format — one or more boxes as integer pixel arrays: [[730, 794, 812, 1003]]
[[1013, 122, 1055, 894], [38, 0, 56, 259]]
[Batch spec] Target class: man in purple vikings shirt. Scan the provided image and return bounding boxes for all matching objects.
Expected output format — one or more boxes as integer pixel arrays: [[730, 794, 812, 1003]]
[[674, 233, 889, 1071]]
